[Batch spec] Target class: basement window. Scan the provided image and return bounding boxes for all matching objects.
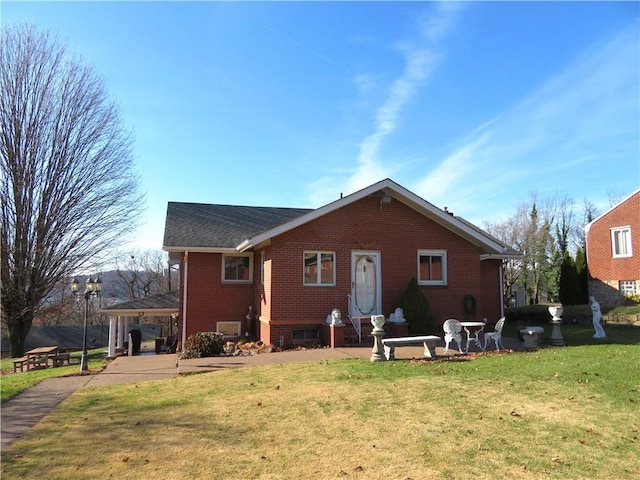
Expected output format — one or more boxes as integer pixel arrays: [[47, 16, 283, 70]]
[[292, 328, 319, 341], [620, 280, 637, 295]]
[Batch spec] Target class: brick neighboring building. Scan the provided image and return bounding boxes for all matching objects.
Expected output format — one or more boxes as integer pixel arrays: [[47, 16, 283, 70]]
[[585, 188, 640, 305], [163, 178, 521, 348]]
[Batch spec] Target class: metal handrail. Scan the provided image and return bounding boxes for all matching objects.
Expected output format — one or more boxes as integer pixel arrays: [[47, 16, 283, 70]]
[[347, 294, 362, 343]]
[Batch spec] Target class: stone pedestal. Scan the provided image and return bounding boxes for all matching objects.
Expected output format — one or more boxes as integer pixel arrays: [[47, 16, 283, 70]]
[[370, 315, 386, 362], [548, 305, 565, 347]]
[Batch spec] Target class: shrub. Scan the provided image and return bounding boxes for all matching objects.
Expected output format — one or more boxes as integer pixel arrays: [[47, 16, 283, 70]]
[[623, 292, 640, 305], [180, 332, 225, 359], [398, 277, 436, 335]]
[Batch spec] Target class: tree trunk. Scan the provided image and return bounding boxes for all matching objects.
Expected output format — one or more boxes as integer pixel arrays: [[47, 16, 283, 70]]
[[7, 315, 32, 357]]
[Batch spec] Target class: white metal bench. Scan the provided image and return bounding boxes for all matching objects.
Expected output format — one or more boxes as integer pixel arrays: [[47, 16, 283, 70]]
[[381, 335, 442, 360]]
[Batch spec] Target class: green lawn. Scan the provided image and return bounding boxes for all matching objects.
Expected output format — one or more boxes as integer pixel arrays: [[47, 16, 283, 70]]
[[1, 334, 639, 479], [1, 349, 107, 403], [502, 319, 639, 347]]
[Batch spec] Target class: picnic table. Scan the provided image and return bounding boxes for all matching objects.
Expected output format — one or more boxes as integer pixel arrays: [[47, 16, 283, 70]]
[[25, 346, 58, 370]]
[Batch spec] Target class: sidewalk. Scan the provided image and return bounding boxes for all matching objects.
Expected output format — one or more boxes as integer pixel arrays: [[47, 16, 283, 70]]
[[1, 337, 522, 454]]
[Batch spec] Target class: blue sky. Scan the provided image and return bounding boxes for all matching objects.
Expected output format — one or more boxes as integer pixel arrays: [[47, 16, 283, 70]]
[[3, 1, 639, 251]]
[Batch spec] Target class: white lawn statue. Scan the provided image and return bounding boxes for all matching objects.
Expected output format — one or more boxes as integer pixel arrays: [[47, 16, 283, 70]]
[[590, 296, 607, 339], [388, 307, 406, 323], [326, 308, 344, 326]]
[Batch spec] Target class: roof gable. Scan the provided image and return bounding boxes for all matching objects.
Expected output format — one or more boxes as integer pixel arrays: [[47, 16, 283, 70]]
[[163, 178, 518, 257], [238, 179, 514, 256], [586, 188, 640, 231]]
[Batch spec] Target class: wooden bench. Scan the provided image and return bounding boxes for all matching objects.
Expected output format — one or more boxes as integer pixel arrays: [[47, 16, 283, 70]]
[[381, 335, 442, 360], [52, 352, 71, 367], [27, 356, 49, 370], [12, 356, 29, 373]]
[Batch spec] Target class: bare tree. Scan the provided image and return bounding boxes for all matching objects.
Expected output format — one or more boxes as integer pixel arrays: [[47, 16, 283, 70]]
[[483, 217, 524, 305], [485, 194, 556, 305], [573, 198, 599, 251], [1, 24, 145, 356], [554, 195, 575, 256], [112, 249, 173, 302]]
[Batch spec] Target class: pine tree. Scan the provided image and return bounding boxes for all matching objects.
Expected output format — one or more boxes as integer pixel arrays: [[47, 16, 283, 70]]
[[399, 277, 436, 335], [575, 248, 588, 304], [559, 252, 580, 305]]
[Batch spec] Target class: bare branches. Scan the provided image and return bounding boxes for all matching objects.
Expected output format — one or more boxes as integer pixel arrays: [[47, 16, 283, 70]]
[[112, 249, 173, 302], [1, 24, 145, 355], [484, 191, 601, 307]]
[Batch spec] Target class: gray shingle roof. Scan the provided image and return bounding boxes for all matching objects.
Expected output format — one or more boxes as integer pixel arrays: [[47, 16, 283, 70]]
[[101, 291, 179, 313], [163, 202, 313, 249]]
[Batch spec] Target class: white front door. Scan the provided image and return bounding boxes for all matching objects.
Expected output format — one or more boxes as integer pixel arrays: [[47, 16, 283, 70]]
[[351, 251, 381, 317]]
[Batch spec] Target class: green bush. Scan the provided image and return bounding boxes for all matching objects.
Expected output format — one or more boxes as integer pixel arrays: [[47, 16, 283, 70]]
[[180, 332, 225, 359], [398, 277, 436, 335], [623, 292, 640, 305]]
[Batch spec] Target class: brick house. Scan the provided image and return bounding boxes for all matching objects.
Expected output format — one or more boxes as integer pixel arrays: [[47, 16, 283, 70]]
[[163, 178, 520, 348], [585, 188, 640, 305]]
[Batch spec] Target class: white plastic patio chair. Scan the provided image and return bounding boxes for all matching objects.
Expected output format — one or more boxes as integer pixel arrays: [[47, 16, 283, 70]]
[[443, 319, 463, 354], [483, 317, 506, 351]]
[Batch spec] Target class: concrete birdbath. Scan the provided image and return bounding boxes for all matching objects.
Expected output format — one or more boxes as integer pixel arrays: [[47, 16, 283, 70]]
[[548, 305, 565, 346]]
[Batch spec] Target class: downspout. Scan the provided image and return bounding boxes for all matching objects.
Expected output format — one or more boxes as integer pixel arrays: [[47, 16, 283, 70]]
[[181, 251, 189, 352]]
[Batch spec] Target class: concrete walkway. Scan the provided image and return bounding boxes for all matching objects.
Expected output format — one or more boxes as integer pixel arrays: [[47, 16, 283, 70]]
[[1, 338, 522, 454]]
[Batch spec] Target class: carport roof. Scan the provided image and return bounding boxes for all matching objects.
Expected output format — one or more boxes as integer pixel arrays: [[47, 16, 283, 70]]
[[100, 291, 179, 316]]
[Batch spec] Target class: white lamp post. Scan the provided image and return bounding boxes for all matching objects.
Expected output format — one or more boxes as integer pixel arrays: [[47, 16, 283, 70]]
[[71, 276, 102, 371]]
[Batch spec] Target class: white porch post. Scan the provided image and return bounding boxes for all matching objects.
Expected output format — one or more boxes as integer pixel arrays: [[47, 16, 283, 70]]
[[117, 317, 125, 349], [108, 316, 117, 357], [124, 318, 130, 349]]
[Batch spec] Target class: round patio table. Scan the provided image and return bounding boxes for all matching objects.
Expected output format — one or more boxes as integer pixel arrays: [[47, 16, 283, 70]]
[[460, 322, 485, 353]]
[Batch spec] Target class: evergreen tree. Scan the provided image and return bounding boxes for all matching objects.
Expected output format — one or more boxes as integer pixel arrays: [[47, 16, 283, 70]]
[[399, 277, 436, 335], [559, 252, 580, 305], [575, 248, 588, 304]]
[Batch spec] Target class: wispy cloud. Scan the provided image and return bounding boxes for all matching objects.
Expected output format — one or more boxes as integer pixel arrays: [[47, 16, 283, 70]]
[[412, 22, 640, 223], [307, 2, 464, 205]]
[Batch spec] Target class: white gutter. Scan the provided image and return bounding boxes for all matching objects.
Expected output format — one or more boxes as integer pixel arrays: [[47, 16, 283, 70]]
[[181, 251, 189, 353], [164, 246, 237, 254], [236, 239, 252, 252], [499, 262, 505, 319]]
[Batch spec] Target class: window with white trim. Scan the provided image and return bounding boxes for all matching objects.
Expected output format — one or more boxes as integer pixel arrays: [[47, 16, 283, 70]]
[[303, 251, 335, 286], [418, 250, 447, 285], [611, 227, 632, 257], [222, 254, 253, 283]]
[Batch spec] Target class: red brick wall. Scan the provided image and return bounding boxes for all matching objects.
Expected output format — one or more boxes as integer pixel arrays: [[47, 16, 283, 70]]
[[181, 195, 503, 346], [263, 196, 491, 344], [182, 251, 255, 339], [586, 191, 640, 304]]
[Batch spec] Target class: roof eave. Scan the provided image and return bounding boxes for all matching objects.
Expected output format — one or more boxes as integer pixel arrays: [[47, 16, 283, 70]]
[[236, 178, 508, 254], [480, 253, 524, 261], [163, 246, 238, 254], [100, 308, 179, 316]]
